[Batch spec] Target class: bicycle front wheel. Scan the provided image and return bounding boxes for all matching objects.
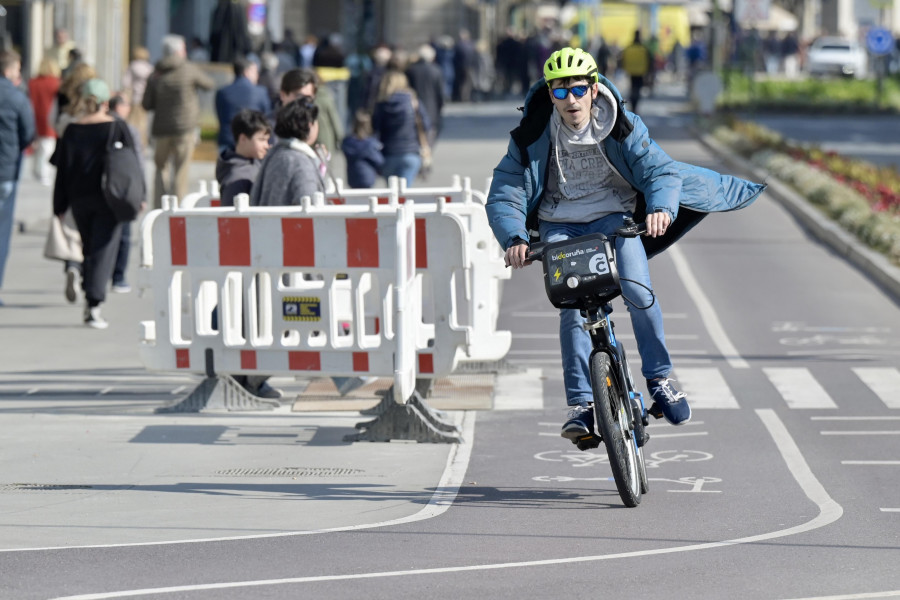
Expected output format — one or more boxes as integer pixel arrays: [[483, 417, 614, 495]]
[[591, 352, 642, 507]]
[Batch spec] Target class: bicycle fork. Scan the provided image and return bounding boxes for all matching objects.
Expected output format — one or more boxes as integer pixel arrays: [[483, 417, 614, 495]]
[[585, 306, 650, 449]]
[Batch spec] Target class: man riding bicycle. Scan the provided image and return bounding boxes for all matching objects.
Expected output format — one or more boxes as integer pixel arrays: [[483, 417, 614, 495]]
[[485, 47, 765, 441]]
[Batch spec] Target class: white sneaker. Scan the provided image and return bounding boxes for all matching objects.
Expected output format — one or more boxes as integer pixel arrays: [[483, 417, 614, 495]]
[[84, 306, 109, 329], [65, 268, 79, 303], [111, 282, 131, 293]]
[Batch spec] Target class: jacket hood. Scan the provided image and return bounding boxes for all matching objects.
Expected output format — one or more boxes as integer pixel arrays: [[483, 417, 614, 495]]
[[155, 54, 185, 73], [216, 149, 259, 182]]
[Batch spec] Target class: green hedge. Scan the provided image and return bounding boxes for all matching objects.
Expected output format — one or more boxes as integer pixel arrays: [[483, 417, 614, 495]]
[[718, 71, 900, 113]]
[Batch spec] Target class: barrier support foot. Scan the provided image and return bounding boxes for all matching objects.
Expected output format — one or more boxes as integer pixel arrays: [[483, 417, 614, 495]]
[[344, 390, 462, 443], [155, 375, 281, 413]]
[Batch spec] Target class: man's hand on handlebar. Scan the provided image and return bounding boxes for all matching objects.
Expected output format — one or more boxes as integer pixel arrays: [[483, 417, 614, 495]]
[[505, 241, 532, 269], [645, 211, 672, 238]]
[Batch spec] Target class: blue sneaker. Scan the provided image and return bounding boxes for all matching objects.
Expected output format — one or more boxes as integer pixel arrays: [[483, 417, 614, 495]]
[[647, 378, 691, 425], [561, 405, 594, 441]]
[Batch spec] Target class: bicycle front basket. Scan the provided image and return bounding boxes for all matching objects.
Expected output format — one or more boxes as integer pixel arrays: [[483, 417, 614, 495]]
[[540, 233, 620, 309]]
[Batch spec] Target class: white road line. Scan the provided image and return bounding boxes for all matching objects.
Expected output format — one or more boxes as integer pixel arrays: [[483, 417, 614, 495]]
[[2, 411, 478, 554], [493, 369, 544, 410], [97, 387, 113, 396], [821, 431, 900, 436], [881, 509, 900, 513], [668, 245, 749, 369], [781, 590, 900, 599], [812, 416, 900, 421], [674, 368, 739, 409], [764, 368, 838, 409], [841, 461, 900, 465], [50, 410, 843, 600], [170, 386, 186, 395], [853, 368, 900, 409]]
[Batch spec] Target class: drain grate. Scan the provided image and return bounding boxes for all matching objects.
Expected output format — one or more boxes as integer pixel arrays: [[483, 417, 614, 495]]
[[214, 467, 365, 478], [0, 483, 94, 492]]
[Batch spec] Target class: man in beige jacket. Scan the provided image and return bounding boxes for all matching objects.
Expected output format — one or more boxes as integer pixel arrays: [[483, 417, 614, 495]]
[[142, 34, 214, 208]]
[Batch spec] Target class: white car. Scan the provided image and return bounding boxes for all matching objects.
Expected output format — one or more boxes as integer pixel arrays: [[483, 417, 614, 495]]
[[806, 37, 868, 78]]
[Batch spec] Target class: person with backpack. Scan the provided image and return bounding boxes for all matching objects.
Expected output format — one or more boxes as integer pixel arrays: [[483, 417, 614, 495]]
[[53, 79, 141, 328]]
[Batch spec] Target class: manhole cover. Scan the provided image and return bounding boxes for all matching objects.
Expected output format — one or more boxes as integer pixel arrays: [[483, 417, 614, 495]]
[[0, 484, 94, 492], [214, 467, 365, 477]]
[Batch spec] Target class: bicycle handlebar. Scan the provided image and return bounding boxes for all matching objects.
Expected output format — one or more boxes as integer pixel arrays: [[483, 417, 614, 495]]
[[525, 218, 648, 263]]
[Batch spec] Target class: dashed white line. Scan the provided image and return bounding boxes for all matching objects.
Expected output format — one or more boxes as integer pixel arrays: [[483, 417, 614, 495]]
[[841, 461, 900, 465], [821, 431, 900, 436]]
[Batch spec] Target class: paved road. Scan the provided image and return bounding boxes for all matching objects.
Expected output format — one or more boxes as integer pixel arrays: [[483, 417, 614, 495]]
[[1, 86, 898, 599]]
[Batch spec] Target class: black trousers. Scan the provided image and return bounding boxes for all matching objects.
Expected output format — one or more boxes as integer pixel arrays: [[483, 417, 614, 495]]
[[629, 75, 646, 112], [71, 200, 122, 307]]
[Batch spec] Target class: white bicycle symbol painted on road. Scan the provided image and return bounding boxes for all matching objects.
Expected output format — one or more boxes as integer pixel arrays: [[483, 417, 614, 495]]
[[534, 449, 713, 469]]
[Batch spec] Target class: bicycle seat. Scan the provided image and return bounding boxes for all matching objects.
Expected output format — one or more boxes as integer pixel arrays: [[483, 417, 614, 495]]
[[537, 233, 621, 309]]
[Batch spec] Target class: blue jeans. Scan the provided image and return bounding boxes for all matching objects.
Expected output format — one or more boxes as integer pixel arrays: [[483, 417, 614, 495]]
[[382, 153, 422, 186], [539, 213, 672, 406], [0, 180, 18, 289]]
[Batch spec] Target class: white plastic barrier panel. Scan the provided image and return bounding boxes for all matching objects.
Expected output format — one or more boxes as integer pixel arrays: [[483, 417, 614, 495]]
[[180, 180, 222, 209], [138, 194, 421, 402], [336, 185, 512, 364]]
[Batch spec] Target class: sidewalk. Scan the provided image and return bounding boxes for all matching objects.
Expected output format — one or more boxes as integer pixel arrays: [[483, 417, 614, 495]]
[[0, 110, 501, 551]]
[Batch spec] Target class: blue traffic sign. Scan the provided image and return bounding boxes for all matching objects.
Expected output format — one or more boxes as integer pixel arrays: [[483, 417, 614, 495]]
[[866, 27, 894, 55]]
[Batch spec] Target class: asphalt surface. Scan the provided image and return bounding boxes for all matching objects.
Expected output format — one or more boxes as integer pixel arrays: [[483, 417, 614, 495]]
[[1, 82, 898, 600]]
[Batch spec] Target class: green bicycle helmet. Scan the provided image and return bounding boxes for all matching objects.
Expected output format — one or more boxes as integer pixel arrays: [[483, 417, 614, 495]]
[[543, 47, 599, 84]]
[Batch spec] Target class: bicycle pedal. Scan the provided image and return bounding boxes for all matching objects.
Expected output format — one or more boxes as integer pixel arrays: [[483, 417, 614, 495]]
[[648, 402, 664, 419], [575, 434, 602, 451]]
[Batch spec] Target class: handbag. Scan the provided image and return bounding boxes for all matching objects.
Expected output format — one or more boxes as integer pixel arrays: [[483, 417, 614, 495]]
[[43, 210, 83, 263], [102, 119, 145, 222]]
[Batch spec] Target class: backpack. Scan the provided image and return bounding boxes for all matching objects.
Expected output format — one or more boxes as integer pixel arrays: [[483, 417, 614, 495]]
[[102, 119, 145, 222]]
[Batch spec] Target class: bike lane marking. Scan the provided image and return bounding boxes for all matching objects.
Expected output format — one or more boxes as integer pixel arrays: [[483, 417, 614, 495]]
[[668, 245, 749, 369], [1, 411, 478, 554], [51, 409, 843, 600]]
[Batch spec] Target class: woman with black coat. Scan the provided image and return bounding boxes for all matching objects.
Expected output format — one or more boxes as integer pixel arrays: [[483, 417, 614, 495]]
[[52, 79, 132, 328]]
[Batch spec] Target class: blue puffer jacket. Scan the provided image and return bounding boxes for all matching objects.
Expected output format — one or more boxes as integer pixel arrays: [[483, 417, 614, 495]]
[[486, 76, 766, 258]]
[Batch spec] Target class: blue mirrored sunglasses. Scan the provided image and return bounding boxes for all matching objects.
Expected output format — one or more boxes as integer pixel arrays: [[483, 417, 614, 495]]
[[551, 85, 590, 100]]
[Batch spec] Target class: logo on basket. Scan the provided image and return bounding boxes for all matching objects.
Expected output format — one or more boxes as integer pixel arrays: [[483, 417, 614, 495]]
[[589, 253, 610, 275]]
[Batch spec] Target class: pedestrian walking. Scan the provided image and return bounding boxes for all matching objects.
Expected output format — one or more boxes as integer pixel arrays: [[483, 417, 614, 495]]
[[405, 44, 445, 146], [371, 70, 430, 185], [28, 57, 61, 186], [276, 68, 343, 163], [53, 79, 141, 328], [108, 92, 146, 294], [341, 110, 383, 189], [44, 28, 76, 72], [620, 30, 653, 111], [215, 56, 271, 152], [0, 50, 36, 307], [215, 109, 271, 206], [121, 47, 154, 148], [142, 34, 214, 208]]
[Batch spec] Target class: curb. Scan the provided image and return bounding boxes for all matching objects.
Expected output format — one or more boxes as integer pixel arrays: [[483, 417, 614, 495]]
[[695, 131, 900, 304]]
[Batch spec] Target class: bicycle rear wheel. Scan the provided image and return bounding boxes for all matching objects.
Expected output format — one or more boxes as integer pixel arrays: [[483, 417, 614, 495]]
[[591, 352, 642, 507]]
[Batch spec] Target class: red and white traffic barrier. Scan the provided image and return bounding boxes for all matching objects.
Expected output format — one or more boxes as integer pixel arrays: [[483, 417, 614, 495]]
[[139, 194, 421, 403]]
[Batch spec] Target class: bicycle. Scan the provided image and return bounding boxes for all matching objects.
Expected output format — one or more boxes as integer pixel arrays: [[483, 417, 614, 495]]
[[526, 218, 652, 507]]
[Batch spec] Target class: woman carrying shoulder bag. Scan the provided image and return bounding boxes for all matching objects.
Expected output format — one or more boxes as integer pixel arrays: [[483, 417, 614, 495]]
[[52, 78, 128, 329]]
